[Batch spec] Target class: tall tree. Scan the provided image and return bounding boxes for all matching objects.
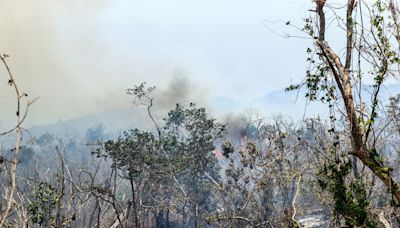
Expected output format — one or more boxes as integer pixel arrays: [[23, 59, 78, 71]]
[[290, 0, 400, 201]]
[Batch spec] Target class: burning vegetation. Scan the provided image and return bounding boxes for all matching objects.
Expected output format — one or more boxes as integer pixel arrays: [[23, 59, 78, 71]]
[[2, 0, 400, 227]]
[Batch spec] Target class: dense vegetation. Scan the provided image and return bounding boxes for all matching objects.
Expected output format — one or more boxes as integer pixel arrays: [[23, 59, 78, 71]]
[[2, 0, 400, 227]]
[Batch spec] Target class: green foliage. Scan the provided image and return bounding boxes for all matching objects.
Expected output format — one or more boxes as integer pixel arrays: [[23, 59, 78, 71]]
[[289, 1, 400, 224], [28, 182, 60, 226], [163, 103, 224, 177], [161, 103, 224, 217], [302, 17, 314, 37], [93, 101, 224, 225], [99, 129, 158, 178], [285, 84, 301, 92], [318, 159, 376, 227]]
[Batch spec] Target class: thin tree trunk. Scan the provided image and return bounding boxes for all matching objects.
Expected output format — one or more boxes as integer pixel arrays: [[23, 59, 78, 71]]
[[129, 173, 139, 228]]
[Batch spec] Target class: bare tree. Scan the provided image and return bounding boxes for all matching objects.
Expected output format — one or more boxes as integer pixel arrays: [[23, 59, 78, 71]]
[[0, 54, 37, 227]]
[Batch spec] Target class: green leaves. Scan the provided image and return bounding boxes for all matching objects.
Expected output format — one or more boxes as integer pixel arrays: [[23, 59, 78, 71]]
[[285, 84, 301, 92], [102, 129, 158, 177], [94, 103, 224, 214], [302, 17, 314, 36], [163, 103, 224, 176], [28, 182, 60, 226], [317, 159, 377, 226]]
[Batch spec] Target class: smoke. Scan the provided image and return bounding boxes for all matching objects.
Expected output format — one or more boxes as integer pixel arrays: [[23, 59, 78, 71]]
[[157, 75, 190, 109], [0, 1, 112, 127], [223, 113, 249, 141], [0, 1, 212, 130], [154, 68, 207, 111]]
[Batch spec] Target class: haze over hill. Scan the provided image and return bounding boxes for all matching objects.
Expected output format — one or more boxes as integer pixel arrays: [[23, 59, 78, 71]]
[[2, 82, 400, 146], [0, 0, 315, 129]]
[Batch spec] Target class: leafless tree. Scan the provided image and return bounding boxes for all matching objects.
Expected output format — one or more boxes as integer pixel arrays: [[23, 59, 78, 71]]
[[0, 54, 37, 227]]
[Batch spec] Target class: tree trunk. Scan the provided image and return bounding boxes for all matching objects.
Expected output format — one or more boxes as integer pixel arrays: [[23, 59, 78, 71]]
[[315, 0, 400, 202], [129, 173, 139, 228]]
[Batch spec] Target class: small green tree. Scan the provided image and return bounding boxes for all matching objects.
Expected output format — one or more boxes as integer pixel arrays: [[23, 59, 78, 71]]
[[97, 129, 157, 227], [28, 182, 60, 226], [95, 83, 224, 227], [162, 103, 224, 226]]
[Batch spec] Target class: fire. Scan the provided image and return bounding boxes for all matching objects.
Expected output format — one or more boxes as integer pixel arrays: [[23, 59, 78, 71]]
[[212, 149, 224, 159]]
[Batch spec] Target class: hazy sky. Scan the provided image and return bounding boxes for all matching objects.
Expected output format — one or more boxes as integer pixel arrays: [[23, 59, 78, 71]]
[[0, 0, 316, 128]]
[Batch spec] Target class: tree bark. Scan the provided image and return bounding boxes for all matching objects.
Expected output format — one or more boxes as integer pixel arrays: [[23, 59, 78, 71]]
[[315, 0, 400, 202], [129, 173, 139, 228]]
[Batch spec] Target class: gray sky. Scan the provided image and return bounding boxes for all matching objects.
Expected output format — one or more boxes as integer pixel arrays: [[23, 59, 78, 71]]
[[0, 0, 316, 128]]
